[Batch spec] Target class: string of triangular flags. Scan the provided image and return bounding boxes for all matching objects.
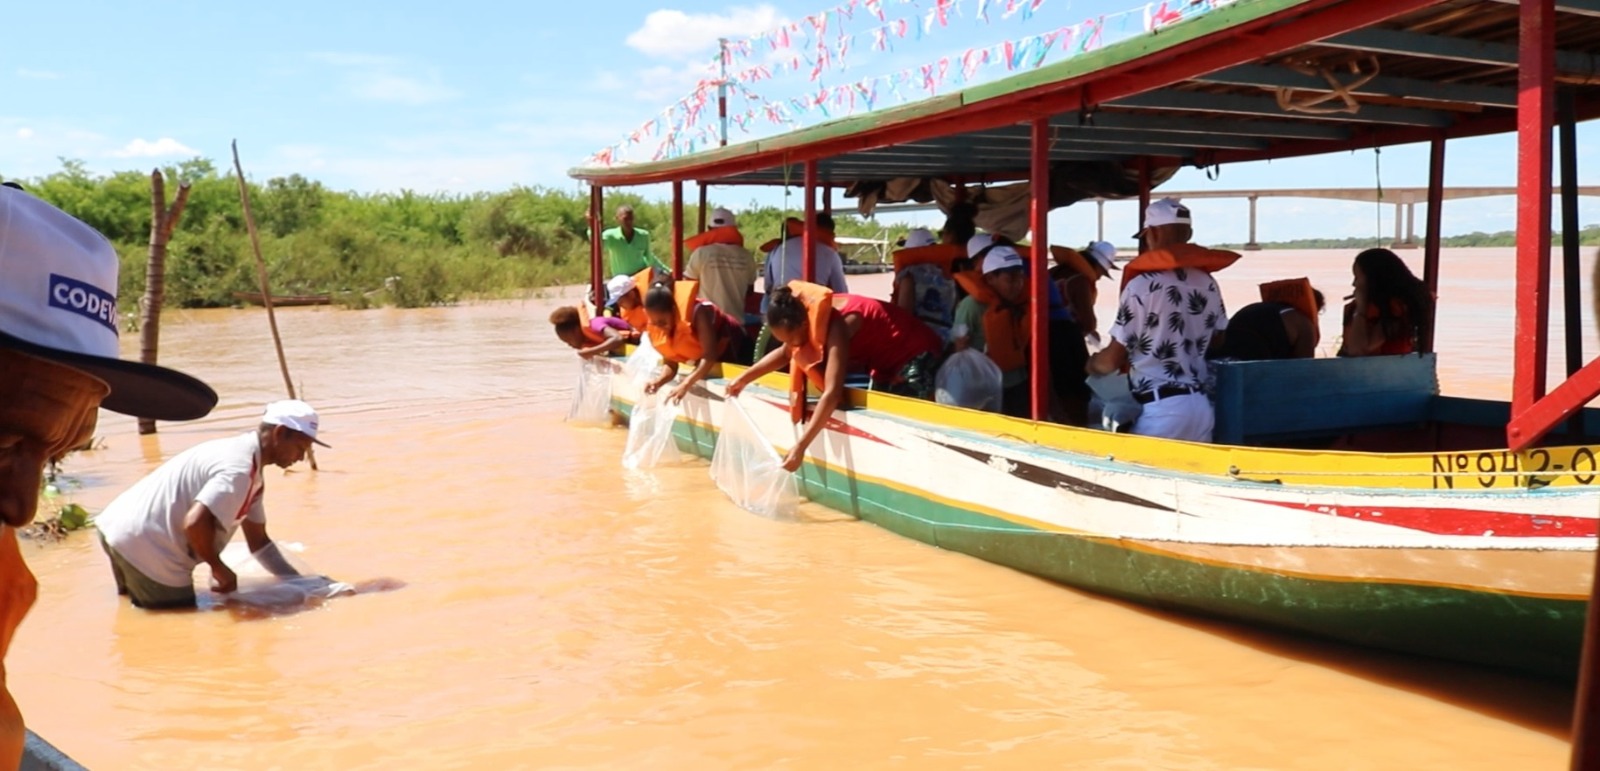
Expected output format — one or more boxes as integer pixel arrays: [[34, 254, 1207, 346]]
[[586, 0, 1233, 166]]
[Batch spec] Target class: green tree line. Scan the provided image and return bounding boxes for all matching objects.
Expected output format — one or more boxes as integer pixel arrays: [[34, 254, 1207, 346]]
[[5, 158, 910, 311]]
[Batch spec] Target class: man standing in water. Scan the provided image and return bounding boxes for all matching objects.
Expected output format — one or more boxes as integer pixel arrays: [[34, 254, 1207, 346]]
[[0, 184, 217, 764], [95, 401, 328, 609]]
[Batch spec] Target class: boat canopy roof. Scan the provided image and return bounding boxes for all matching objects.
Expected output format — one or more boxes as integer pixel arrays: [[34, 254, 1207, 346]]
[[569, 0, 1600, 189]]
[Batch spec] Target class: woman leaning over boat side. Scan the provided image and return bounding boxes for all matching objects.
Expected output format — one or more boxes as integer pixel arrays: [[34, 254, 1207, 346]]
[[1339, 247, 1432, 357], [726, 281, 944, 472], [641, 280, 752, 404]]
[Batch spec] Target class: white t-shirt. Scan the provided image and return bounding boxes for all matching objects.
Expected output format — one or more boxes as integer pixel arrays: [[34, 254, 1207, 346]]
[[1110, 267, 1228, 393], [97, 431, 266, 587], [761, 236, 848, 308]]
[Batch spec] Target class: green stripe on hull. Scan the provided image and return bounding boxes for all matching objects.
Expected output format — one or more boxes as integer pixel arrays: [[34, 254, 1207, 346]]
[[616, 401, 1586, 679]]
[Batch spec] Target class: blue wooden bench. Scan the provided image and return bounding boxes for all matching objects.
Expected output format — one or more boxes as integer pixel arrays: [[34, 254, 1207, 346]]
[[1211, 354, 1439, 446]]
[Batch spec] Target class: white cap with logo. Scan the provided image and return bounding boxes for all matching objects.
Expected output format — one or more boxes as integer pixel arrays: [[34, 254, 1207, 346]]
[[981, 246, 1025, 275], [262, 400, 330, 447], [0, 186, 217, 420], [1134, 197, 1192, 237], [709, 207, 737, 228], [901, 227, 937, 249]]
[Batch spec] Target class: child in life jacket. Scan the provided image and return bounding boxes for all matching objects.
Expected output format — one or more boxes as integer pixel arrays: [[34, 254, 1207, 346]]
[[549, 305, 636, 359], [641, 280, 753, 404], [726, 282, 944, 472]]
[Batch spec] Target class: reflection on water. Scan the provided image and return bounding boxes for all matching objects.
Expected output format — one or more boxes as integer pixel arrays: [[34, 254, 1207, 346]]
[[8, 266, 1579, 769]]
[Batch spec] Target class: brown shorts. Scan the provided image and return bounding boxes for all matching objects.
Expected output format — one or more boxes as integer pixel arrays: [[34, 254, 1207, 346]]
[[98, 530, 196, 609]]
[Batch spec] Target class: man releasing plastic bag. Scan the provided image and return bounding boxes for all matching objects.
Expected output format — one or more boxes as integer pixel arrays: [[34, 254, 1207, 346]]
[[710, 397, 800, 520], [212, 541, 355, 611], [566, 358, 613, 425]]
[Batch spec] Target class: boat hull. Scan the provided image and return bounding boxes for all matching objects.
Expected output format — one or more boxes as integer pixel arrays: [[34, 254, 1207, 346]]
[[608, 372, 1594, 679]]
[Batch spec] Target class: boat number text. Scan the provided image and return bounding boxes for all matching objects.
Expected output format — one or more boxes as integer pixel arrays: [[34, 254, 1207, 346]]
[[1430, 448, 1598, 489]]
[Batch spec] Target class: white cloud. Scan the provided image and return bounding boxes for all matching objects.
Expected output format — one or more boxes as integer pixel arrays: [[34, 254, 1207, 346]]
[[307, 51, 457, 105], [15, 128, 33, 140], [15, 68, 61, 80], [347, 72, 457, 105], [110, 137, 198, 158], [626, 5, 784, 60]]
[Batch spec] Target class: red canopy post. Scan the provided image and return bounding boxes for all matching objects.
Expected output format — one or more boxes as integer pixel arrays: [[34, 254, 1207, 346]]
[[1509, 0, 1555, 446], [1029, 118, 1051, 422], [803, 160, 818, 283], [589, 185, 603, 306], [671, 180, 685, 279], [1420, 136, 1445, 354]]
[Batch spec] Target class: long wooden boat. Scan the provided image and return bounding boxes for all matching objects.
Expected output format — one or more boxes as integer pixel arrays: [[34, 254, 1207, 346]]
[[570, 0, 1600, 682]]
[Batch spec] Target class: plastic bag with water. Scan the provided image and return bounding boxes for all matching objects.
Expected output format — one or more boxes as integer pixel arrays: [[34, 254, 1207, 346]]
[[215, 541, 357, 610], [622, 334, 664, 384], [566, 358, 613, 424], [935, 348, 1003, 412], [709, 397, 800, 520], [622, 391, 685, 469]]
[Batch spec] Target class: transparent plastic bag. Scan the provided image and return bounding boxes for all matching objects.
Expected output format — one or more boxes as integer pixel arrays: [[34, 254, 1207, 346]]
[[710, 397, 800, 520], [1086, 372, 1143, 432], [213, 541, 356, 610], [623, 334, 664, 384], [566, 358, 613, 424], [935, 348, 1003, 412], [622, 391, 685, 469]]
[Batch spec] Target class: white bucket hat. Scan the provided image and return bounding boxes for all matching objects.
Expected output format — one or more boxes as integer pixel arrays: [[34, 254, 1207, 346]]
[[1084, 241, 1118, 276], [0, 186, 216, 420]]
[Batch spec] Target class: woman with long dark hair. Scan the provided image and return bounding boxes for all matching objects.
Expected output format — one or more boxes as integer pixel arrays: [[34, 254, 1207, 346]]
[[1341, 247, 1432, 356]]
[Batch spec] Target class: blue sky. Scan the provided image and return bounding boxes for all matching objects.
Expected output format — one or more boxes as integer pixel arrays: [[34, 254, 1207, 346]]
[[3, 0, 1595, 246]]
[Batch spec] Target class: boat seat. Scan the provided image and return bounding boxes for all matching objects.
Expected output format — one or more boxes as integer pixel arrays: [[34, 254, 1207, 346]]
[[1212, 354, 1438, 446]]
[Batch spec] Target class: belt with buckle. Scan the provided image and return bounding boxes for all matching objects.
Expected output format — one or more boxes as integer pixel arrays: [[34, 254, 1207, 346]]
[[1132, 384, 1201, 404]]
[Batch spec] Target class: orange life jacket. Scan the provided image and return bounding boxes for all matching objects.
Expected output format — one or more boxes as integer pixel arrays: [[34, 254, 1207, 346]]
[[891, 243, 965, 276], [951, 265, 1029, 373], [647, 279, 712, 364], [576, 304, 607, 345], [1259, 277, 1319, 341], [685, 225, 745, 253], [1119, 242, 1241, 291], [786, 281, 837, 422], [614, 268, 653, 331]]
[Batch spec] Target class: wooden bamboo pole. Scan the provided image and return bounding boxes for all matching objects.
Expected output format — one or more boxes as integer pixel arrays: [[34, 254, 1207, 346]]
[[136, 169, 191, 435], [231, 140, 317, 470]]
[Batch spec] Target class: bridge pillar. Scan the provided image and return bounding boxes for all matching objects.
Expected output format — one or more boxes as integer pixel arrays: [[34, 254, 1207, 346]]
[[1391, 201, 1405, 248], [1244, 195, 1261, 250], [1097, 199, 1105, 242], [1401, 201, 1419, 249]]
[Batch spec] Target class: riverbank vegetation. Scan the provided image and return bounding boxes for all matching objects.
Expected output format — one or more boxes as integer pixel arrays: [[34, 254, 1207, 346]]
[[11, 159, 908, 311], [1219, 225, 1600, 251]]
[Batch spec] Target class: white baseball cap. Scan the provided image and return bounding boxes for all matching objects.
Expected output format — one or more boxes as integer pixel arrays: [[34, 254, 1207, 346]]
[[1084, 241, 1118, 276], [1134, 197, 1191, 237], [709, 207, 737, 228], [605, 274, 636, 306], [902, 227, 936, 249], [0, 186, 217, 420], [981, 246, 1025, 275], [966, 233, 996, 259], [262, 399, 330, 447]]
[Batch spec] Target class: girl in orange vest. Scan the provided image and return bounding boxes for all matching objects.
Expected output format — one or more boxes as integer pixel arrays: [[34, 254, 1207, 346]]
[[1340, 248, 1431, 357], [641, 280, 753, 404], [548, 305, 636, 358], [726, 282, 944, 472]]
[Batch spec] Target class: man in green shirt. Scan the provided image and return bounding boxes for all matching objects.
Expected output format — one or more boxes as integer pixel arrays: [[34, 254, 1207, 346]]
[[601, 206, 664, 276]]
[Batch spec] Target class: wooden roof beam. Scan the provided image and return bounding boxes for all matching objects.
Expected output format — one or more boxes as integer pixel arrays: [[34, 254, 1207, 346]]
[[1480, 0, 1600, 18], [1324, 28, 1600, 78], [1108, 88, 1455, 126], [1192, 63, 1516, 107]]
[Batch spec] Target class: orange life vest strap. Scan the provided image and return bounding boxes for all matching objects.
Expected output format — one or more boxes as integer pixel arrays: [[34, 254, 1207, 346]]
[[891, 243, 965, 276], [685, 226, 745, 253], [1119, 243, 1241, 291]]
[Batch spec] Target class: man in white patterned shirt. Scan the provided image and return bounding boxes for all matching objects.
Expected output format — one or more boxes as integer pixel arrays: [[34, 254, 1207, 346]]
[[1087, 198, 1238, 442]]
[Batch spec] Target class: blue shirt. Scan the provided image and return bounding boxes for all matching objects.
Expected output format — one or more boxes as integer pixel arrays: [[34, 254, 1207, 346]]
[[762, 236, 849, 310]]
